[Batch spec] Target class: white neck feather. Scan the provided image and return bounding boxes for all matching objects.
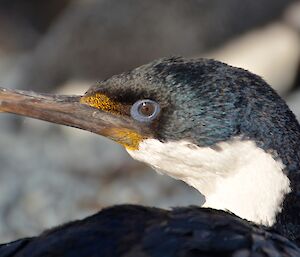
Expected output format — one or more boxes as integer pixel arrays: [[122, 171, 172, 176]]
[[127, 138, 291, 226]]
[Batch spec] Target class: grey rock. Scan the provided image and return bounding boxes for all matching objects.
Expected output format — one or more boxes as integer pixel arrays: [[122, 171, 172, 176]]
[[9, 0, 296, 92]]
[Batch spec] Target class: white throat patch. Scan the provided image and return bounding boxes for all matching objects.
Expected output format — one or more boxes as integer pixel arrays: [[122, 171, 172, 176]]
[[127, 138, 291, 226]]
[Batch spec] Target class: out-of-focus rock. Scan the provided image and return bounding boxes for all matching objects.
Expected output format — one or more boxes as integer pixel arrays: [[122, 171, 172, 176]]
[[207, 23, 300, 95], [8, 0, 296, 92], [0, 122, 201, 242], [287, 89, 300, 120], [0, 0, 70, 52], [55, 80, 91, 95], [284, 1, 300, 31]]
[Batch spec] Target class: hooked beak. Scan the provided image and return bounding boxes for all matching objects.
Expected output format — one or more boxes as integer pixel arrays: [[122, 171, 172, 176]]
[[0, 88, 150, 150]]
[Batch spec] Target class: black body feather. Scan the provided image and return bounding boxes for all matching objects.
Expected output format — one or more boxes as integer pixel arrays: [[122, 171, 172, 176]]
[[0, 205, 299, 257]]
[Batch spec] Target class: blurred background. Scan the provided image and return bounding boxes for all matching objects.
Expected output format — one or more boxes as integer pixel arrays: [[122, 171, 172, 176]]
[[0, 0, 300, 242]]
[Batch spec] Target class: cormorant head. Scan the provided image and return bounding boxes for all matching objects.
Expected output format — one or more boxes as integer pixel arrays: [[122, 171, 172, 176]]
[[1, 57, 300, 229]]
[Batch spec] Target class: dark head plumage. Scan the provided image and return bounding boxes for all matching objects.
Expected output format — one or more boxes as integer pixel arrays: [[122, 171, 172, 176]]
[[85, 57, 300, 173]]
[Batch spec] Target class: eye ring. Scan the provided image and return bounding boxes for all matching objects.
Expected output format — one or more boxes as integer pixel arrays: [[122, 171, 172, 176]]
[[130, 99, 160, 123]]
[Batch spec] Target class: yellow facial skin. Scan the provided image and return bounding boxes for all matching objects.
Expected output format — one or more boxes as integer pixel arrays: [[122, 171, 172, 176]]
[[103, 128, 145, 150], [80, 93, 122, 114], [80, 93, 144, 150]]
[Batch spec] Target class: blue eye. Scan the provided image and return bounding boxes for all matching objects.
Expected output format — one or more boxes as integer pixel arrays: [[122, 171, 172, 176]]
[[130, 99, 160, 122]]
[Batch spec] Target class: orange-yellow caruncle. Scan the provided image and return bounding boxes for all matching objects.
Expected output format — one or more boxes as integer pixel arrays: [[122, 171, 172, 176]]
[[80, 93, 122, 114], [80, 93, 145, 150], [103, 128, 145, 150]]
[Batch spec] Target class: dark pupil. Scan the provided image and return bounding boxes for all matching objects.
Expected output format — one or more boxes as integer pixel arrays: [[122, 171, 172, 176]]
[[139, 102, 155, 117]]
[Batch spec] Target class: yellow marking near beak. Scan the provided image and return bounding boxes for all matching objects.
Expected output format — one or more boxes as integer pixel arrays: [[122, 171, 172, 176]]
[[80, 93, 144, 150], [104, 128, 144, 150], [80, 93, 122, 113]]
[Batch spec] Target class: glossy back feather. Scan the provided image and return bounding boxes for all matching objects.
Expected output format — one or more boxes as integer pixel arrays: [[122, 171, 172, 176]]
[[0, 205, 299, 257]]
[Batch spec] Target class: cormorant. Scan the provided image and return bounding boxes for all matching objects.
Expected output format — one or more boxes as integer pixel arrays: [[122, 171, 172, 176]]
[[0, 57, 300, 256]]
